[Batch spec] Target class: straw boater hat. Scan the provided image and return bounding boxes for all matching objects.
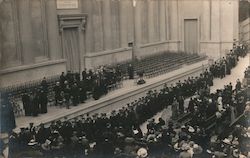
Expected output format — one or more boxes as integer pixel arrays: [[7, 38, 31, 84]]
[[28, 139, 38, 146], [41, 139, 51, 151], [216, 111, 222, 118], [137, 148, 148, 158], [222, 138, 231, 145], [193, 144, 203, 154], [232, 137, 239, 146], [181, 143, 190, 151], [188, 126, 195, 133]]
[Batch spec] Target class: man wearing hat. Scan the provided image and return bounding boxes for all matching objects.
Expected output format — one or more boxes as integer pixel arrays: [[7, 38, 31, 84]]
[[54, 82, 62, 106], [179, 143, 192, 158], [137, 147, 148, 158], [22, 91, 31, 116]]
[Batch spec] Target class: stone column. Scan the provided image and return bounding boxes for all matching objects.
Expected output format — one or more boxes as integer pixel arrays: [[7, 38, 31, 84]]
[[134, 0, 142, 46], [92, 0, 104, 52], [0, 0, 22, 68], [159, 0, 166, 42], [119, 0, 128, 48], [233, 0, 239, 41], [102, 0, 112, 50], [202, 0, 211, 41], [46, 0, 61, 59], [211, 0, 220, 41], [169, 0, 178, 41], [18, 0, 34, 64], [82, 0, 94, 53], [111, 0, 120, 49], [127, 0, 133, 43], [148, 0, 154, 43], [165, 0, 170, 40]]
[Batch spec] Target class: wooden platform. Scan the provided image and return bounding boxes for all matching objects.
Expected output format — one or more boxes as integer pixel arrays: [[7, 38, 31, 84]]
[[14, 59, 209, 132]]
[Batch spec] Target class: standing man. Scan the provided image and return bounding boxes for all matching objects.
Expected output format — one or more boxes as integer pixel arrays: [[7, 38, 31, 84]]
[[71, 83, 79, 106], [171, 97, 179, 120], [32, 90, 39, 116], [82, 68, 87, 81], [22, 91, 31, 116], [60, 72, 66, 86], [64, 84, 71, 109], [178, 95, 185, 114], [54, 82, 61, 106], [39, 88, 48, 114], [41, 77, 48, 93], [127, 64, 134, 79]]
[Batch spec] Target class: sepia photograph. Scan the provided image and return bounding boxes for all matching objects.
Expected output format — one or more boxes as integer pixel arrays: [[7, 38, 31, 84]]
[[0, 0, 250, 157]]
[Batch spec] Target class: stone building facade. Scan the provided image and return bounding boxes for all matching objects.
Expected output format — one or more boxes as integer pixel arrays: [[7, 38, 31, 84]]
[[0, 0, 239, 87]]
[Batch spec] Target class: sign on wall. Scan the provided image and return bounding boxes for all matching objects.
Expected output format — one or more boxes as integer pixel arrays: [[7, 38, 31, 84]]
[[57, 0, 78, 9]]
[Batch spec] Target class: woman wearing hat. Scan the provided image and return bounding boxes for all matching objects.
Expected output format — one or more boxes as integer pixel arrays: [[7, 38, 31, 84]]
[[171, 98, 179, 120], [136, 147, 148, 158], [179, 143, 192, 158]]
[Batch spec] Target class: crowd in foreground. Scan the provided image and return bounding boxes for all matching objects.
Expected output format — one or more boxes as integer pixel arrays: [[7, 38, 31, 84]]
[[1, 44, 249, 158]]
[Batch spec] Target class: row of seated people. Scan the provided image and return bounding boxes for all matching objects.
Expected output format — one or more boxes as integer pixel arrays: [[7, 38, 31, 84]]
[[4, 45, 247, 158]]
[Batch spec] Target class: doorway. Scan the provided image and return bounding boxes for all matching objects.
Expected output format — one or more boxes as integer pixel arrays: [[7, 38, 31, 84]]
[[62, 28, 80, 72], [184, 19, 198, 54]]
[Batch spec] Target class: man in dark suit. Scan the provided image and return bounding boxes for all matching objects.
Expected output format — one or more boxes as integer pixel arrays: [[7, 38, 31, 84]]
[[39, 88, 48, 114], [54, 82, 62, 106], [127, 64, 134, 79], [22, 91, 31, 116], [71, 83, 80, 106]]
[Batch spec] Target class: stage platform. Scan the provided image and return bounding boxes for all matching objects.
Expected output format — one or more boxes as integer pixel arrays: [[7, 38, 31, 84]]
[[14, 59, 209, 132]]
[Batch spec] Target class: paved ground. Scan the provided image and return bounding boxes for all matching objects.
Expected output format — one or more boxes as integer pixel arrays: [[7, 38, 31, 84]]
[[14, 55, 249, 132], [140, 54, 249, 134], [15, 59, 207, 130]]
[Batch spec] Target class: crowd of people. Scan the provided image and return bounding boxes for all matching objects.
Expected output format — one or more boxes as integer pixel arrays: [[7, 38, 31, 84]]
[[17, 65, 123, 117], [2, 44, 249, 158]]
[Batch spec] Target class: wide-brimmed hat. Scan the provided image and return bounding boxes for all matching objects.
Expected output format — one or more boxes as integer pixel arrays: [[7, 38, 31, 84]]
[[181, 143, 190, 151], [193, 144, 203, 154], [210, 135, 218, 143], [137, 148, 148, 158], [222, 138, 231, 145], [28, 139, 38, 146], [147, 134, 156, 143], [232, 137, 239, 146], [188, 126, 195, 133], [133, 129, 139, 135], [41, 139, 51, 150], [216, 111, 222, 118], [181, 125, 186, 129]]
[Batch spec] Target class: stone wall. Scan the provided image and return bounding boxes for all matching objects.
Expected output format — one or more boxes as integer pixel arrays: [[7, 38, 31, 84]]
[[239, 18, 250, 46], [0, 0, 239, 87]]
